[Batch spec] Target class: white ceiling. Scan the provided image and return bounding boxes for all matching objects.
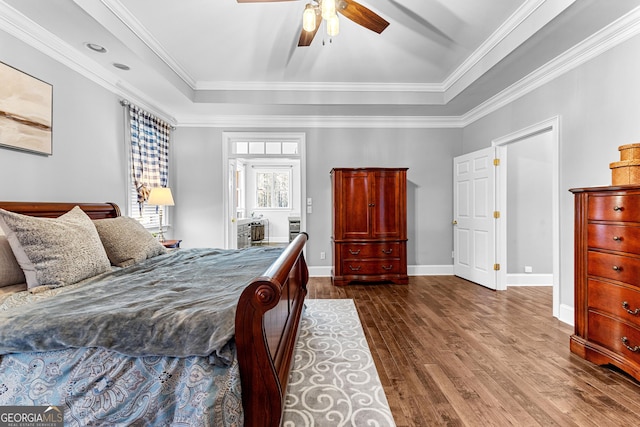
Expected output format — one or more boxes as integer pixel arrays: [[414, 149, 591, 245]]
[[1, 0, 640, 125]]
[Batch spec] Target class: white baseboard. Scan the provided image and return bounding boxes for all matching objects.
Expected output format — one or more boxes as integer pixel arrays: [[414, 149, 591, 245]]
[[308, 264, 454, 278], [559, 303, 574, 326], [507, 273, 553, 286]]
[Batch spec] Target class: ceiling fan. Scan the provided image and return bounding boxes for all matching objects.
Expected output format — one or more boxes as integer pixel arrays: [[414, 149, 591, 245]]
[[237, 0, 390, 46]]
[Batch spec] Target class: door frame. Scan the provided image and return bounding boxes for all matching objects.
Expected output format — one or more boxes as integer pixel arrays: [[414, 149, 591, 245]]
[[222, 132, 306, 249], [493, 116, 560, 317]]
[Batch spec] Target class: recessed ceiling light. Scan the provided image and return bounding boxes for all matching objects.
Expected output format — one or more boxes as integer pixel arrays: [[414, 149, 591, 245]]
[[113, 63, 130, 71], [85, 43, 107, 53]]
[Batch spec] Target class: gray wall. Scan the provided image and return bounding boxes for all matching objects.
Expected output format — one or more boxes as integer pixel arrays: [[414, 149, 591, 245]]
[[0, 30, 126, 207], [462, 33, 640, 313], [507, 132, 553, 274], [172, 127, 463, 269]]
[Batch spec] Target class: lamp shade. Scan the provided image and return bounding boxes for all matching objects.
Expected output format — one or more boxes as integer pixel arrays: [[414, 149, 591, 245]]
[[148, 187, 175, 206]]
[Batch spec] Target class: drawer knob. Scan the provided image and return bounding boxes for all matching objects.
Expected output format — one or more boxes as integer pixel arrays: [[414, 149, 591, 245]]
[[382, 248, 393, 254], [621, 337, 640, 352], [382, 265, 393, 270], [613, 205, 623, 211], [622, 301, 640, 315], [613, 236, 622, 241], [348, 265, 361, 271], [612, 265, 622, 271], [348, 249, 361, 255]]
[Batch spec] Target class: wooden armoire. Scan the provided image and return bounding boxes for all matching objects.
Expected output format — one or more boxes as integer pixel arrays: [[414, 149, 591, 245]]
[[570, 185, 640, 381], [331, 168, 408, 286]]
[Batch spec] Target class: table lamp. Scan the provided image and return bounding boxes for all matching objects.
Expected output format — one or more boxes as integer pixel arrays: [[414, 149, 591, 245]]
[[148, 187, 174, 242]]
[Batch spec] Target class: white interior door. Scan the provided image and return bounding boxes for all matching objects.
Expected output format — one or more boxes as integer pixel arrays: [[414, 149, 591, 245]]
[[453, 147, 497, 289]]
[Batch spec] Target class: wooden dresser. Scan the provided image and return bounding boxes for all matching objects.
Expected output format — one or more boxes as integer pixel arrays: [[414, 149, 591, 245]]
[[331, 168, 408, 286], [571, 185, 640, 381]]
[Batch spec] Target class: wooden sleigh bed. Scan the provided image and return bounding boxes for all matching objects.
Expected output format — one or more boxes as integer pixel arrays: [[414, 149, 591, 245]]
[[0, 201, 308, 426]]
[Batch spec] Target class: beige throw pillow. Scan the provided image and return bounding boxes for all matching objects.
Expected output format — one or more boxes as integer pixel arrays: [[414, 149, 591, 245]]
[[93, 216, 167, 267], [0, 206, 111, 290], [0, 235, 26, 287]]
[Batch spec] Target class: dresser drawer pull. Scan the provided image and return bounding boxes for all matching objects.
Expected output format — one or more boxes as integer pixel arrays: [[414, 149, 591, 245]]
[[613, 236, 622, 241], [622, 301, 640, 315], [348, 265, 361, 271], [612, 265, 622, 271], [614, 205, 623, 211], [382, 248, 393, 254], [621, 337, 640, 352], [348, 249, 361, 255], [381, 265, 393, 270]]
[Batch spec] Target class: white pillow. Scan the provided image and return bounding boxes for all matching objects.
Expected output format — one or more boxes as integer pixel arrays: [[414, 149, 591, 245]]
[[0, 206, 111, 290]]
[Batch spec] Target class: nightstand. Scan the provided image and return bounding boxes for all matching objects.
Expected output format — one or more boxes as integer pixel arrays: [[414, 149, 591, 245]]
[[162, 239, 181, 249]]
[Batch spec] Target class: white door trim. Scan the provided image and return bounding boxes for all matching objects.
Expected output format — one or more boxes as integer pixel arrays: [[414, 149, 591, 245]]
[[221, 132, 306, 249], [492, 116, 561, 318]]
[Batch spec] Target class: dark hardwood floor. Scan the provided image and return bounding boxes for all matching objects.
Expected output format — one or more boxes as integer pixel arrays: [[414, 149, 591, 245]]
[[306, 276, 640, 426]]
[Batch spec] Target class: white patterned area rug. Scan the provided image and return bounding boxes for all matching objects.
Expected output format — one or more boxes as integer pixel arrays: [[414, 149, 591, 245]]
[[282, 299, 396, 427]]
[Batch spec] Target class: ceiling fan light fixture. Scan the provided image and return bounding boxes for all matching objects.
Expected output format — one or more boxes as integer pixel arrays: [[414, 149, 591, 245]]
[[327, 13, 339, 36], [302, 3, 317, 32], [321, 0, 336, 21]]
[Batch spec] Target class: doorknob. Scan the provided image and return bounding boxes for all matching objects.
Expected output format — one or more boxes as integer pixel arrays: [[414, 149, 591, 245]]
[[452, 220, 458, 225]]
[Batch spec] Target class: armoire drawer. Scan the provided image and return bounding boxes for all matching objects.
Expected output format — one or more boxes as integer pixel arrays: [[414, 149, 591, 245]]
[[588, 224, 640, 253], [339, 242, 403, 259], [341, 259, 402, 275], [588, 251, 640, 285], [588, 278, 640, 325], [588, 311, 640, 365], [588, 194, 640, 222]]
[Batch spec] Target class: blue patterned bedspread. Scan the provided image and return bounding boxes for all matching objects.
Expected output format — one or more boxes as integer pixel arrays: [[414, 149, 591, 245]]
[[0, 247, 284, 426]]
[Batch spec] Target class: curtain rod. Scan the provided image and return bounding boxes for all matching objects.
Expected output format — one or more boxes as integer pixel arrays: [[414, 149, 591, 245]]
[[119, 99, 175, 129]]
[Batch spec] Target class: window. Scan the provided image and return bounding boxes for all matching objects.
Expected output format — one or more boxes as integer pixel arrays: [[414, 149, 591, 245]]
[[124, 102, 171, 228], [256, 169, 290, 209]]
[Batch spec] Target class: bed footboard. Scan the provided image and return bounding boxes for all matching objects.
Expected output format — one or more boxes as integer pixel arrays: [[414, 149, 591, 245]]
[[235, 232, 309, 427]]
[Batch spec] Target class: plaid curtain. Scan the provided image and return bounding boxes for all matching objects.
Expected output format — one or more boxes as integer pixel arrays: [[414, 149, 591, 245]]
[[129, 105, 170, 212]]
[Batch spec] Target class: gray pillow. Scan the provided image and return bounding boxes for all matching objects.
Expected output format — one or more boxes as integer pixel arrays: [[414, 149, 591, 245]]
[[0, 235, 26, 287], [0, 206, 111, 290], [93, 216, 167, 267]]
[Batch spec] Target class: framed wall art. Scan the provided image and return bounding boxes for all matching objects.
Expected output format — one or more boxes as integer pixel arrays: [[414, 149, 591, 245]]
[[0, 62, 52, 155]]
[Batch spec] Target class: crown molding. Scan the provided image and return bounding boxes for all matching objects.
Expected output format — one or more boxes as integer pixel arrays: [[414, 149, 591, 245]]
[[2, 0, 639, 129], [461, 5, 640, 126], [176, 115, 464, 129], [100, 0, 197, 89], [0, 0, 177, 124], [194, 80, 444, 93]]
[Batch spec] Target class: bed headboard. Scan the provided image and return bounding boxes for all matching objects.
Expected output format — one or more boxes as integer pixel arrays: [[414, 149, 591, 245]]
[[0, 202, 121, 219]]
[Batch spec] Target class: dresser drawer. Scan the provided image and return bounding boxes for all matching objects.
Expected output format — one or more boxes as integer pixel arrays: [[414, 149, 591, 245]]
[[340, 242, 403, 259], [588, 194, 640, 222], [588, 251, 640, 285], [341, 259, 403, 275], [588, 278, 640, 325], [588, 311, 640, 364], [588, 224, 640, 253]]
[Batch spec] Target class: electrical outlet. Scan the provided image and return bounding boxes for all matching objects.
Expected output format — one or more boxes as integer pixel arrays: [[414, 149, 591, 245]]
[[307, 205, 312, 214], [320, 251, 326, 260], [524, 266, 533, 273]]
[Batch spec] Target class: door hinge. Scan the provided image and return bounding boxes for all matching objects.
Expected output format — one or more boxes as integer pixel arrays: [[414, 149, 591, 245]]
[[493, 158, 500, 166], [493, 211, 500, 219], [494, 263, 501, 271]]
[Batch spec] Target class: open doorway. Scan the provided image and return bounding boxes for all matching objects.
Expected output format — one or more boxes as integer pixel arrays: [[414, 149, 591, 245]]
[[494, 116, 560, 318], [222, 132, 306, 249]]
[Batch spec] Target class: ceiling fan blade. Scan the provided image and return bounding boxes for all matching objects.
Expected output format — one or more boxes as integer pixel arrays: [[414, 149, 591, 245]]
[[298, 10, 322, 46], [338, 0, 389, 34]]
